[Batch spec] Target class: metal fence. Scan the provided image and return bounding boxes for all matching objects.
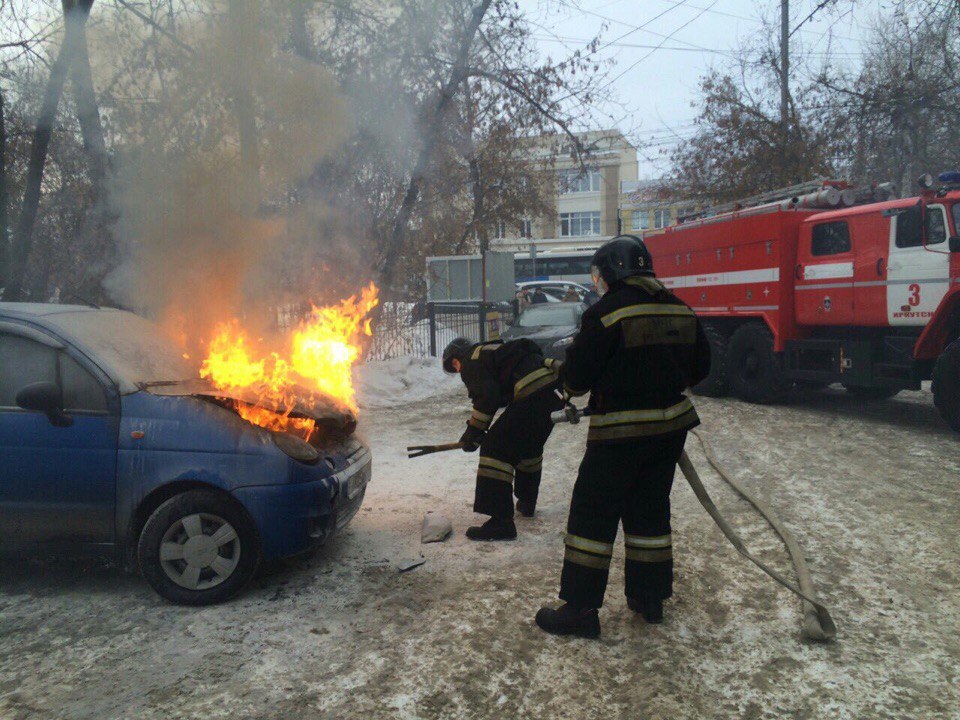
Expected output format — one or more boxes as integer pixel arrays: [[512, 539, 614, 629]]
[[270, 300, 515, 362], [426, 301, 516, 357]]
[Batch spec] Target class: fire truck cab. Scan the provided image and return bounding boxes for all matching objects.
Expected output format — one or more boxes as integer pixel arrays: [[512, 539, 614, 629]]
[[644, 174, 960, 433]]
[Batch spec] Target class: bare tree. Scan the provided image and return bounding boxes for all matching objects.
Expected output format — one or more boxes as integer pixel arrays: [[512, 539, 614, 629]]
[[5, 0, 95, 301]]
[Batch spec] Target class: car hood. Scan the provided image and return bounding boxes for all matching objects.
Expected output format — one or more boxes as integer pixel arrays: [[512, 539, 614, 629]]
[[144, 379, 357, 436], [502, 325, 577, 342]]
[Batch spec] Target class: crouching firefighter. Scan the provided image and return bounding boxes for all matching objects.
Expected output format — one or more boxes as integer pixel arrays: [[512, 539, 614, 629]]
[[442, 337, 565, 540], [535, 234, 711, 638]]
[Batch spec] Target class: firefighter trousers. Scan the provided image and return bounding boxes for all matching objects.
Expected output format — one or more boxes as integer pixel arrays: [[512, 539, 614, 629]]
[[559, 431, 687, 609], [474, 384, 564, 520]]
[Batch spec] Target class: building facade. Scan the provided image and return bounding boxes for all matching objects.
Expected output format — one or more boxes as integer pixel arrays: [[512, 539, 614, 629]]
[[619, 179, 699, 238], [491, 129, 638, 253]]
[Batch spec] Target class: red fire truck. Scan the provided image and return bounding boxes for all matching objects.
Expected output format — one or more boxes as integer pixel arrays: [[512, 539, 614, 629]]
[[643, 174, 960, 432]]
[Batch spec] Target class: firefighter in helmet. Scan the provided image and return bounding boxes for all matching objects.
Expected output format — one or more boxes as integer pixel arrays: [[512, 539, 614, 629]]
[[443, 336, 565, 540], [535, 235, 711, 638]]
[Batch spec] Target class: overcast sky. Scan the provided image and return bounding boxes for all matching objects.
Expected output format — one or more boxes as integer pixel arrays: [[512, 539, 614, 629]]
[[517, 0, 879, 178]]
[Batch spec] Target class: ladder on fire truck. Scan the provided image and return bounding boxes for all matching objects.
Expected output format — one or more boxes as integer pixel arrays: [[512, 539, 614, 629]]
[[681, 178, 897, 223]]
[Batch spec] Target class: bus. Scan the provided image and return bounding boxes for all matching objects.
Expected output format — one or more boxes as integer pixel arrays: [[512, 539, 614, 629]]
[[513, 249, 596, 284]]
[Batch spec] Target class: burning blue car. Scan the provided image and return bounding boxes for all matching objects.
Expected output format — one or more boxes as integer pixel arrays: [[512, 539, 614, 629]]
[[0, 303, 371, 605]]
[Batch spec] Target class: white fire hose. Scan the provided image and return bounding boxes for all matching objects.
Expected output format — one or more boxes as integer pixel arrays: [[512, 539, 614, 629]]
[[551, 404, 837, 642]]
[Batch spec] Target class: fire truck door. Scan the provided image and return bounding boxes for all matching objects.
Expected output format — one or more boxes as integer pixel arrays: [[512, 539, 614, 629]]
[[796, 219, 855, 325], [886, 204, 951, 326]]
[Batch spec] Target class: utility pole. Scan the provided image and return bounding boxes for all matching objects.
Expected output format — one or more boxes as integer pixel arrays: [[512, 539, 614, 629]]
[[779, 0, 789, 137]]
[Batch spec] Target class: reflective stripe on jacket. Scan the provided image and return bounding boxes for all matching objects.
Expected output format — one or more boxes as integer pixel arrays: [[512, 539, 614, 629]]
[[561, 275, 711, 444]]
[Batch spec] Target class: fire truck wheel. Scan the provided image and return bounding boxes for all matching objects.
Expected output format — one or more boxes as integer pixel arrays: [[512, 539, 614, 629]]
[[726, 323, 788, 404], [691, 324, 728, 397], [841, 384, 900, 400], [932, 340, 960, 432]]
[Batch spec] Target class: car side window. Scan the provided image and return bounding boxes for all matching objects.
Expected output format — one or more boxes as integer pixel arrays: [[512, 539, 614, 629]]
[[0, 333, 58, 407], [811, 221, 851, 256], [895, 206, 923, 248], [60, 352, 108, 413], [925, 207, 947, 245]]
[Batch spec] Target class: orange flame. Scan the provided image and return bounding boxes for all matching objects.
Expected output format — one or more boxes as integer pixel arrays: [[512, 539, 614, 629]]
[[200, 283, 379, 437]]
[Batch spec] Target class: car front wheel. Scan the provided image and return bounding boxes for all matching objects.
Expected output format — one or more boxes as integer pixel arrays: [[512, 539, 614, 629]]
[[138, 490, 262, 605]]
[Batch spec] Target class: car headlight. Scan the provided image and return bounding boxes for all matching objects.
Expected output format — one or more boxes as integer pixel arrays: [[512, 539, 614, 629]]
[[272, 431, 320, 464], [553, 336, 574, 348]]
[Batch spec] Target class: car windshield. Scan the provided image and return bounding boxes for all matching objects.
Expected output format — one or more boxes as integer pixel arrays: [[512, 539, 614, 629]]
[[45, 310, 196, 385], [517, 304, 580, 327]]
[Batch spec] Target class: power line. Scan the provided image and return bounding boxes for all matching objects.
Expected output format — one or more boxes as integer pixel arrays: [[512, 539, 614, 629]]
[[532, 33, 866, 57], [597, 0, 722, 91]]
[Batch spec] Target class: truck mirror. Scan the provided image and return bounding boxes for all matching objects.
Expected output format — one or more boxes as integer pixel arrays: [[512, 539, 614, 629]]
[[950, 236, 960, 253]]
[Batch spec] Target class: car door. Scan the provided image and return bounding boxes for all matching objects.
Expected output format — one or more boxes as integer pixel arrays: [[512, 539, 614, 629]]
[[0, 326, 119, 544], [886, 203, 952, 326], [796, 219, 855, 325]]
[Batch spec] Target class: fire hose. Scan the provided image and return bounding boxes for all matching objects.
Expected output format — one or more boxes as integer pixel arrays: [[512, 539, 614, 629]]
[[406, 405, 836, 641], [550, 403, 836, 642]]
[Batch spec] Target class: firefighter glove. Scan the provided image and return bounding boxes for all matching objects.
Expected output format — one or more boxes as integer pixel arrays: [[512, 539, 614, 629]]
[[459, 425, 484, 452]]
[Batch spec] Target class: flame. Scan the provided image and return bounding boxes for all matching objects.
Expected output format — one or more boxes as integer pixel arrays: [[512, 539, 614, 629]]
[[200, 283, 379, 438]]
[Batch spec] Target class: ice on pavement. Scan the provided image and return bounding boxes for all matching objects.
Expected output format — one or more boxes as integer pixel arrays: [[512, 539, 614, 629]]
[[354, 355, 459, 410]]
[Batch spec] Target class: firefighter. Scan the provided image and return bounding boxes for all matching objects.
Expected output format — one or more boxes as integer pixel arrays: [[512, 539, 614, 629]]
[[535, 235, 711, 638], [443, 336, 565, 540]]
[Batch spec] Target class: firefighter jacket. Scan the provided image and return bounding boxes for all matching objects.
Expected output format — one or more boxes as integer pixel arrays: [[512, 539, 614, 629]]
[[562, 275, 711, 444], [461, 339, 560, 432]]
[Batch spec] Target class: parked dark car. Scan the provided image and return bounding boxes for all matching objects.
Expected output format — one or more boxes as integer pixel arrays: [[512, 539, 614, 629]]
[[500, 302, 585, 360], [0, 303, 371, 605]]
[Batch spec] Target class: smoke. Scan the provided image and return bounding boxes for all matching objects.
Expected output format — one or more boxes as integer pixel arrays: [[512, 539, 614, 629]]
[[101, 0, 354, 350]]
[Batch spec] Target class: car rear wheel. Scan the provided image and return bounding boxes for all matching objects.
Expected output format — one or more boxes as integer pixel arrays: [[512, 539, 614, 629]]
[[726, 323, 789, 404], [932, 340, 960, 432], [691, 323, 728, 397], [138, 490, 261, 605]]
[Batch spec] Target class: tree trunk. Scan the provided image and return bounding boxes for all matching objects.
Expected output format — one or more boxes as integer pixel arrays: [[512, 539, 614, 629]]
[[0, 86, 9, 294], [71, 22, 108, 188], [5, 0, 94, 301], [378, 0, 493, 296], [290, 0, 316, 62], [227, 0, 262, 208]]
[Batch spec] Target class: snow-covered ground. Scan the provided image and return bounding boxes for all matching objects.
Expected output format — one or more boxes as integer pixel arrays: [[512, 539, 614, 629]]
[[1, 361, 958, 719]]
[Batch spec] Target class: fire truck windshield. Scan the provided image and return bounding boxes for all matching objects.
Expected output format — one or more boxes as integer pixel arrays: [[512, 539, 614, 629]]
[[952, 203, 960, 236]]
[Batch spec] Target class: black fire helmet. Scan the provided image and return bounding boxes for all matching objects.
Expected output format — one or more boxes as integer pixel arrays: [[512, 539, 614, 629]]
[[442, 336, 474, 374], [591, 234, 655, 285]]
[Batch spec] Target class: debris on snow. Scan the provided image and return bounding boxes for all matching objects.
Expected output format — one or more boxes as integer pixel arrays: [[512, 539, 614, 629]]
[[396, 556, 427, 573], [420, 512, 453, 543]]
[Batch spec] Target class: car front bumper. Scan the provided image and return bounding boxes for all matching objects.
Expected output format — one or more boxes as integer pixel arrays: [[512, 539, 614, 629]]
[[231, 439, 372, 560]]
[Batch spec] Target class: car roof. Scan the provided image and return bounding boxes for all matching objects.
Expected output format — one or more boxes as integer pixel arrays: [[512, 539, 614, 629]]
[[0, 303, 180, 394], [517, 281, 589, 289], [0, 302, 104, 317]]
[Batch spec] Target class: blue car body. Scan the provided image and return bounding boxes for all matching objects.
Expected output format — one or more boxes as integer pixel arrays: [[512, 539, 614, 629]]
[[0, 304, 371, 563]]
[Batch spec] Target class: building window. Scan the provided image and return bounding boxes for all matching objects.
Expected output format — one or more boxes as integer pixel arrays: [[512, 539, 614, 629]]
[[520, 219, 532, 238], [653, 208, 672, 229], [631, 210, 650, 232], [559, 169, 601, 194], [560, 211, 601, 237], [493, 220, 506, 240]]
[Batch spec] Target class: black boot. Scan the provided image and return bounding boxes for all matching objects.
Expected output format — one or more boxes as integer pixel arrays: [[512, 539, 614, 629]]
[[465, 517, 517, 541], [535, 603, 601, 639], [515, 499, 536, 518], [627, 596, 664, 624]]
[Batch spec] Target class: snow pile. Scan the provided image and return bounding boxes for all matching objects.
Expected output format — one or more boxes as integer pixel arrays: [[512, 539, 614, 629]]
[[354, 356, 459, 409]]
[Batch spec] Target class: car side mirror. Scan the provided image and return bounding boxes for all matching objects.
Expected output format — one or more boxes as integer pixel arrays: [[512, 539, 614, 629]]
[[16, 381, 73, 427], [950, 236, 960, 252]]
